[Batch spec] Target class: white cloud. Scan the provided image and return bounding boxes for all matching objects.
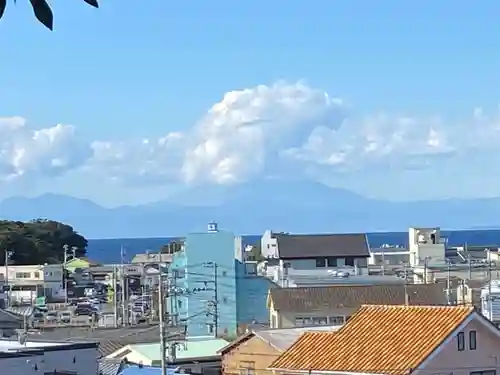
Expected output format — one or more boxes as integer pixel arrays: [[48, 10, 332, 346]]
[[0, 117, 91, 182], [2, 81, 500, 194], [182, 81, 345, 184], [89, 132, 186, 184]]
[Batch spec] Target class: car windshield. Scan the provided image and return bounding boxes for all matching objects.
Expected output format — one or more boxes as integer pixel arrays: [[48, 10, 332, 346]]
[[47, 312, 57, 317]]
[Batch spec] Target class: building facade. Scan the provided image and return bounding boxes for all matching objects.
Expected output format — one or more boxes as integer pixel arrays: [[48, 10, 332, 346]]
[[267, 283, 448, 329], [220, 326, 341, 375], [269, 305, 500, 375], [259, 232, 371, 286], [169, 223, 239, 337], [0, 264, 64, 302]]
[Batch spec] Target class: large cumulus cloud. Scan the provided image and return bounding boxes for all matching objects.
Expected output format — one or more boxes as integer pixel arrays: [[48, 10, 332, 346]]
[[1, 82, 500, 189]]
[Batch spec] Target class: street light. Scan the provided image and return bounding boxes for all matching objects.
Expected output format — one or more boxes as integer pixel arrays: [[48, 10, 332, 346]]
[[63, 245, 76, 304], [4, 249, 13, 308]]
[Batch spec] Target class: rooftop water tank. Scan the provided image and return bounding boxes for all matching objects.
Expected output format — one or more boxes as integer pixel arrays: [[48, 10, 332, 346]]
[[207, 222, 218, 233]]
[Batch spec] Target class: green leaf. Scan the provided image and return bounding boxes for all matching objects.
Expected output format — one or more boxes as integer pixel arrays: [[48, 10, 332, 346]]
[[83, 0, 99, 7], [0, 0, 6, 19], [30, 0, 53, 30]]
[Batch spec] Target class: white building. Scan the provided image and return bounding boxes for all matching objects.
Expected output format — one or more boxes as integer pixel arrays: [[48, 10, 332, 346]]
[[0, 338, 99, 375], [368, 227, 447, 269], [408, 227, 447, 266], [0, 264, 64, 303], [258, 231, 371, 286]]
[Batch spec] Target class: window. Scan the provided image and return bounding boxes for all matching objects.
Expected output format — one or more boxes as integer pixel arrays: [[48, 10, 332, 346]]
[[311, 317, 328, 325], [177, 300, 183, 309], [345, 257, 355, 266], [15, 272, 30, 279], [457, 331, 465, 351], [470, 371, 496, 375], [326, 257, 338, 267], [33, 272, 40, 278], [315, 258, 326, 267], [295, 317, 311, 326], [240, 361, 255, 375], [328, 316, 345, 325], [469, 330, 477, 350]]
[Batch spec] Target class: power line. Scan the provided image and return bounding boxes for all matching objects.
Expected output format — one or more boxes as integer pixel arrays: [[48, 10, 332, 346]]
[[163, 262, 186, 366]]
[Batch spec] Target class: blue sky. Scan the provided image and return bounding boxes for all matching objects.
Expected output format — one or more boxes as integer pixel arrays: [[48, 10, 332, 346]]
[[0, 1, 500, 205]]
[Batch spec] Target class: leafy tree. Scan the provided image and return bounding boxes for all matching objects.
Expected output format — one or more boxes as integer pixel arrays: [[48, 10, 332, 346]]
[[0, 219, 87, 265], [0, 0, 99, 31]]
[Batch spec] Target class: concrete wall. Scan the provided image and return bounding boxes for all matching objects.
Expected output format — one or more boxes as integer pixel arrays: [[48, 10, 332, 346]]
[[270, 305, 356, 329]]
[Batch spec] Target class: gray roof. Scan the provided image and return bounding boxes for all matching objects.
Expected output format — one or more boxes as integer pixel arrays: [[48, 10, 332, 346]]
[[269, 283, 448, 312], [288, 274, 405, 287], [98, 358, 124, 375], [276, 233, 370, 259], [254, 325, 341, 351], [27, 324, 184, 357], [5, 306, 33, 318], [131, 253, 172, 264], [0, 308, 23, 329]]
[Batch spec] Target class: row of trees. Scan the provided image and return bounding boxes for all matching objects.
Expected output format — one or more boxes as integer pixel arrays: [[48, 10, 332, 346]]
[[0, 219, 87, 266]]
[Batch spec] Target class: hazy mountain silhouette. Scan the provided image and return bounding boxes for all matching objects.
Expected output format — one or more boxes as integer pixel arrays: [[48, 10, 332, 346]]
[[1, 182, 500, 238]]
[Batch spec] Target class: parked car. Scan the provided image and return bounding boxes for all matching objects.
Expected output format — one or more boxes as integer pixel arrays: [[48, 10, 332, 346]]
[[45, 311, 58, 323], [74, 305, 97, 316], [35, 305, 48, 313], [32, 312, 44, 324], [59, 311, 71, 323]]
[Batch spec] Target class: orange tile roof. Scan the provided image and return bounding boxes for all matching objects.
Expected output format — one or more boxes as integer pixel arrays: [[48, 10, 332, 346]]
[[270, 304, 475, 375]]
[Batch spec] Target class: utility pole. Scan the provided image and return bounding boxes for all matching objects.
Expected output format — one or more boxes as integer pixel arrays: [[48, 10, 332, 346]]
[[424, 256, 432, 284], [113, 265, 118, 328], [403, 263, 409, 305], [381, 250, 385, 276], [214, 263, 218, 337], [63, 245, 76, 305], [158, 267, 166, 375], [166, 267, 182, 364], [120, 245, 127, 326], [446, 259, 452, 305], [467, 252, 472, 281], [4, 249, 11, 308], [201, 261, 219, 337], [488, 250, 493, 320]]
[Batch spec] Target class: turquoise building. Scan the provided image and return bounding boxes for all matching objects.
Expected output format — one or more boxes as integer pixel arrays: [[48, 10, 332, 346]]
[[168, 222, 275, 337]]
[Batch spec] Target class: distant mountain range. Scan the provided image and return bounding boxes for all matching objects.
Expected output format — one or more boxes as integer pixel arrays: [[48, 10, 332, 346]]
[[1, 179, 500, 238]]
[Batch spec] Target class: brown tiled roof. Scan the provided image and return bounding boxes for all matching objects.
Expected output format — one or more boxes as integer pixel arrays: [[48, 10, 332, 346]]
[[270, 305, 475, 375], [269, 283, 448, 312], [276, 233, 369, 259]]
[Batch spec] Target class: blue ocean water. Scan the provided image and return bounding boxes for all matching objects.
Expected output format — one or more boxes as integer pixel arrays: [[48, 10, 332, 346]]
[[87, 230, 500, 264]]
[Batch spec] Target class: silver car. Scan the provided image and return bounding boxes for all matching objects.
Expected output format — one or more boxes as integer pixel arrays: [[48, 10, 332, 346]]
[[45, 311, 58, 323]]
